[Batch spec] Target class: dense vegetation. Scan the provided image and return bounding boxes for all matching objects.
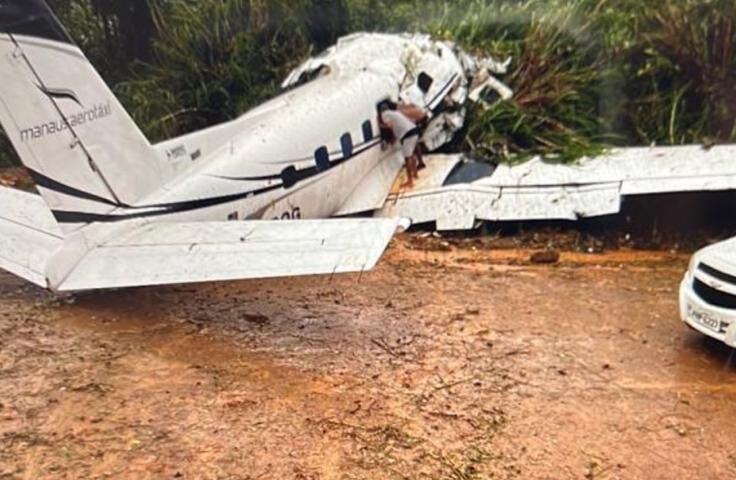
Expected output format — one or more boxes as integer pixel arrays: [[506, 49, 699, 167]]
[[1, 0, 734, 166]]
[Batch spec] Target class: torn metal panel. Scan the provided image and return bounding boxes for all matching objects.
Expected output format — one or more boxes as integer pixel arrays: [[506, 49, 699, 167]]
[[284, 33, 511, 155], [376, 145, 736, 230], [335, 151, 404, 217]]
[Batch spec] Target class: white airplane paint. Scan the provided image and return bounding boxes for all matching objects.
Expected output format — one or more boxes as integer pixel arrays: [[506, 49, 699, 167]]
[[3, 1, 734, 294], [287, 35, 736, 233], [0, 1, 507, 291], [376, 145, 736, 231]]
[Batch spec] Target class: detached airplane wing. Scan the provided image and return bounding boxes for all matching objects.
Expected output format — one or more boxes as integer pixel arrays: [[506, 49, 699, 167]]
[[377, 145, 736, 230], [52, 217, 406, 292]]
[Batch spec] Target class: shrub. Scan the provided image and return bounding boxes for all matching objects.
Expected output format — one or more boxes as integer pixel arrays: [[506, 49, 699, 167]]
[[115, 0, 313, 141], [438, 1, 612, 162], [620, 0, 736, 145]]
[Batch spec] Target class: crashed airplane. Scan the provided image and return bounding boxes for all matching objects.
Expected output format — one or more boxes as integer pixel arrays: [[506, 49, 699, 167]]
[[288, 32, 736, 231], [1, 0, 735, 293], [0, 1, 507, 291]]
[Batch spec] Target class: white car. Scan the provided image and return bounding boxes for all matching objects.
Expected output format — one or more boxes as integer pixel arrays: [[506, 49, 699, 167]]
[[680, 237, 736, 348]]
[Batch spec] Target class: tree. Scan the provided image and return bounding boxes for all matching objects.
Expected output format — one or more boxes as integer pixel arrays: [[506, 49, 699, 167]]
[[307, 0, 349, 50], [89, 0, 157, 63]]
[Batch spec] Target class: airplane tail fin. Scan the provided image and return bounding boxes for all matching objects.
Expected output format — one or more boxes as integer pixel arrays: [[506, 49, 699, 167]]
[[0, 0, 171, 234]]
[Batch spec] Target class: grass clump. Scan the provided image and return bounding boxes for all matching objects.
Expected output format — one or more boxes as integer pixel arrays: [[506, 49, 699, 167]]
[[115, 0, 313, 141], [620, 0, 736, 145], [455, 1, 611, 162]]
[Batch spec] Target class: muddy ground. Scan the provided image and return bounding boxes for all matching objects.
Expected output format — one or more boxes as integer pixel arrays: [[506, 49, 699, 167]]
[[1, 235, 736, 480]]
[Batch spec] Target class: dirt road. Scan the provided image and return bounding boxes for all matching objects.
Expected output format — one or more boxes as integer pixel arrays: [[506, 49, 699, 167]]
[[1, 235, 735, 480]]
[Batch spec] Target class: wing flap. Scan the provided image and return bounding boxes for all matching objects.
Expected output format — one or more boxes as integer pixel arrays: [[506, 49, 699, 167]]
[[57, 218, 406, 291], [334, 153, 404, 217]]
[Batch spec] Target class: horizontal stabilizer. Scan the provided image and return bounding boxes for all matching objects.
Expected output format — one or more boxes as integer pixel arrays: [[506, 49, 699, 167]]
[[0, 187, 62, 287], [55, 218, 407, 291]]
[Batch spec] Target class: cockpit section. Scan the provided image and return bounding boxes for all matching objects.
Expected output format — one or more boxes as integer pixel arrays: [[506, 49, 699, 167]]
[[282, 33, 512, 156]]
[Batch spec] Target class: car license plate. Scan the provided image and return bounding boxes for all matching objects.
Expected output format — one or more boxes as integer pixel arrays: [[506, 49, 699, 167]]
[[688, 304, 721, 333]]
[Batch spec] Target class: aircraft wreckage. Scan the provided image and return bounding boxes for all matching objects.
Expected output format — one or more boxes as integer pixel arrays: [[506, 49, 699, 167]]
[[0, 1, 735, 291], [0, 3, 515, 291], [287, 33, 736, 231], [375, 145, 736, 230]]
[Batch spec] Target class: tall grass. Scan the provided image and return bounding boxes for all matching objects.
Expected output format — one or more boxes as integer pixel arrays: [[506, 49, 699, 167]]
[[115, 0, 313, 141], [620, 0, 736, 145], [442, 1, 612, 161]]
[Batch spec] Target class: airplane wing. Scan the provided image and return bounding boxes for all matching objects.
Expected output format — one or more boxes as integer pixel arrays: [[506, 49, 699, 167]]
[[377, 145, 736, 230], [0, 186, 63, 287], [54, 218, 407, 291]]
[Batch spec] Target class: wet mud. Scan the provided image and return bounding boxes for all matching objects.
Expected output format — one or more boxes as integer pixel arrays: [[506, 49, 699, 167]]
[[1, 235, 735, 479]]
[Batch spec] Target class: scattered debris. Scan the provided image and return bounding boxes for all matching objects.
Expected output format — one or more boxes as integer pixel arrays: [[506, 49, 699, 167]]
[[530, 250, 561, 264], [242, 313, 270, 325]]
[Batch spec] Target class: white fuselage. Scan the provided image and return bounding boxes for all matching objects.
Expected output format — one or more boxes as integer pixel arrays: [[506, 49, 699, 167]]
[[128, 70, 400, 226], [88, 33, 490, 232], [1, 27, 499, 241], [0, 5, 507, 292]]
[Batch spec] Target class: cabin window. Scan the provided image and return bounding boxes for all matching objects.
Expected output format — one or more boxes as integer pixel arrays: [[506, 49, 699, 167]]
[[362, 121, 373, 142], [315, 146, 330, 172], [340, 133, 354, 158], [281, 166, 298, 188], [417, 72, 434, 94]]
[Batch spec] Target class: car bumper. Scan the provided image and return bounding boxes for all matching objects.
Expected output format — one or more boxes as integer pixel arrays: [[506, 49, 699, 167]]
[[679, 274, 736, 348]]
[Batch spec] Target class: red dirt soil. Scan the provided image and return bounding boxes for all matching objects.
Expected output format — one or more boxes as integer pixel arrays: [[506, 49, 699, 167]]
[[1, 235, 735, 479]]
